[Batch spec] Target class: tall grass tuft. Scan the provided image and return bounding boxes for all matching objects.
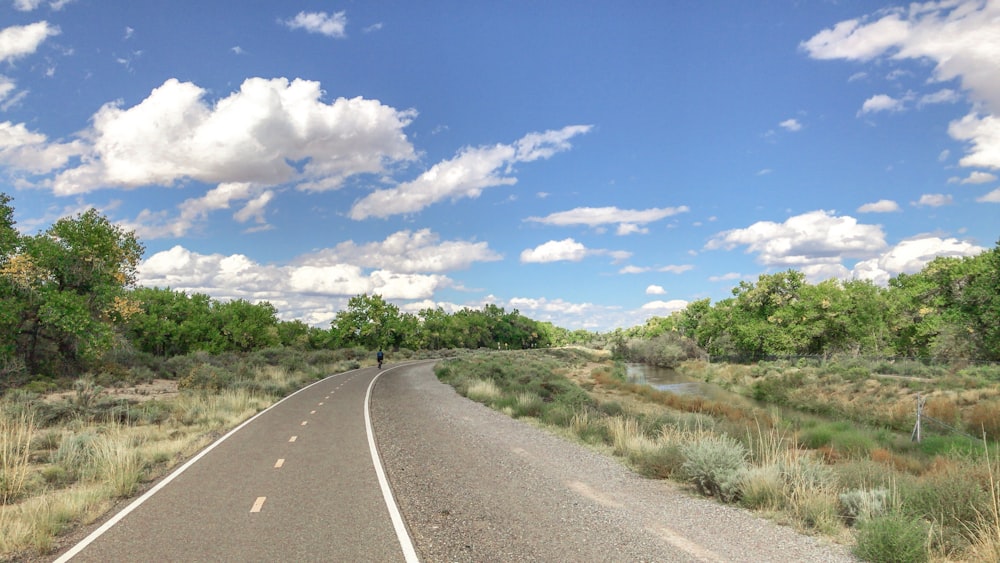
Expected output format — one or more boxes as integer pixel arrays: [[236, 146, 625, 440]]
[[0, 406, 35, 505], [91, 426, 145, 498]]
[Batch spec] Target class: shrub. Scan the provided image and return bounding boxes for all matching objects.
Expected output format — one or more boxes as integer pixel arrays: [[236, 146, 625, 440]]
[[680, 434, 748, 502], [628, 444, 684, 479], [839, 488, 889, 525], [853, 512, 929, 563]]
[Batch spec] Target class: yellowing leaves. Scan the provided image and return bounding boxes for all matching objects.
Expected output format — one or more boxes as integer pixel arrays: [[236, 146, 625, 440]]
[[0, 254, 50, 290]]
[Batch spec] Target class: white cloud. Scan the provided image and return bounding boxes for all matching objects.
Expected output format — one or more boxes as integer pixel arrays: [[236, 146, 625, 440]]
[[857, 199, 901, 213], [912, 193, 953, 207], [705, 210, 887, 266], [949, 171, 997, 184], [659, 264, 694, 274], [977, 187, 1000, 202], [520, 238, 588, 263], [0, 121, 83, 174], [779, 118, 802, 132], [640, 299, 688, 312], [646, 285, 666, 295], [525, 205, 688, 235], [858, 94, 905, 115], [852, 236, 986, 285], [949, 112, 1000, 170], [294, 229, 502, 273], [350, 125, 591, 219], [0, 21, 59, 63], [803, 2, 1000, 169], [801, 263, 851, 284], [47, 77, 416, 195], [139, 244, 452, 308], [283, 11, 348, 38]]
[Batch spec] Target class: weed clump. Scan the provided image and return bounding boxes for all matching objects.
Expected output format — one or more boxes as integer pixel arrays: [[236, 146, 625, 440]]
[[853, 512, 929, 563]]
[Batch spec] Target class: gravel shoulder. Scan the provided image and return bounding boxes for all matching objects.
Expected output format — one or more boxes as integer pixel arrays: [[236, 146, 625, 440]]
[[372, 362, 857, 562]]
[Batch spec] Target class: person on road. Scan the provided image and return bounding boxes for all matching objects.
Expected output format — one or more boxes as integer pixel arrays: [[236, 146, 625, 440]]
[[377, 349, 384, 369]]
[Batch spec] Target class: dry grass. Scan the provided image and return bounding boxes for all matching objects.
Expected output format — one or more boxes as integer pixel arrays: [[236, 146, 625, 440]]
[[0, 408, 34, 505]]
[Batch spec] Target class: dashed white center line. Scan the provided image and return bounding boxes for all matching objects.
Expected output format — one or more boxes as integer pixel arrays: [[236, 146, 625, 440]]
[[250, 497, 266, 513], [301, 421, 308, 426], [274, 458, 285, 468], [289, 436, 297, 442], [310, 410, 316, 414]]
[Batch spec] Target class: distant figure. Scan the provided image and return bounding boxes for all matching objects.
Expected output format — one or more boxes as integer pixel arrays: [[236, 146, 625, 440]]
[[377, 349, 384, 369]]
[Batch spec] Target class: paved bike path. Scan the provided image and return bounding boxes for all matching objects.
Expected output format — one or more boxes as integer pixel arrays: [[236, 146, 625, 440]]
[[56, 367, 408, 562]]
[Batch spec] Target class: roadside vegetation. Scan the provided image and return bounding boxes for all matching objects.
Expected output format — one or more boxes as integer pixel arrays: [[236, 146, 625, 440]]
[[436, 349, 1000, 563], [2, 195, 999, 561]]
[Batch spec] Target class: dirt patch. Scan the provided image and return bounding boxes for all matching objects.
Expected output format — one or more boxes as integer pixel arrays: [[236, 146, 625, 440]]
[[43, 379, 180, 404]]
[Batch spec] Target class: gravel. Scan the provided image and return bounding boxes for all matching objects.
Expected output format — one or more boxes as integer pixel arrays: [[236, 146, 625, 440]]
[[372, 362, 858, 562]]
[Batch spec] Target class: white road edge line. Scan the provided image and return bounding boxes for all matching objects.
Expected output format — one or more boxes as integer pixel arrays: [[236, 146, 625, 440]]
[[365, 365, 420, 563], [53, 369, 355, 562]]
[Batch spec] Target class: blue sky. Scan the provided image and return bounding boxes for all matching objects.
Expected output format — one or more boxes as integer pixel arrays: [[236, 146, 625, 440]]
[[1, 1, 997, 332]]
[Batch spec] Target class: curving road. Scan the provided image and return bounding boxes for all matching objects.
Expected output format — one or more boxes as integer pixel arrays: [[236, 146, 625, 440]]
[[53, 360, 856, 562], [54, 365, 418, 562]]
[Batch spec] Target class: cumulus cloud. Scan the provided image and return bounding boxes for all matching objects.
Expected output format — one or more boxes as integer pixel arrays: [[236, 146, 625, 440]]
[[913, 193, 953, 207], [520, 238, 588, 263], [852, 236, 985, 285], [0, 121, 83, 174], [525, 205, 688, 235], [283, 11, 348, 38], [857, 199, 901, 213], [705, 210, 887, 266], [0, 22, 59, 62], [519, 237, 630, 264], [803, 1, 1000, 169], [858, 94, 905, 115], [646, 285, 666, 295], [293, 229, 502, 273], [349, 125, 591, 220], [949, 113, 1000, 170], [137, 244, 455, 322], [47, 77, 416, 195]]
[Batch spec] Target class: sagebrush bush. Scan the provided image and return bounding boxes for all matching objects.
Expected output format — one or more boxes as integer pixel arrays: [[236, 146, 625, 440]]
[[839, 487, 889, 525], [680, 434, 748, 502]]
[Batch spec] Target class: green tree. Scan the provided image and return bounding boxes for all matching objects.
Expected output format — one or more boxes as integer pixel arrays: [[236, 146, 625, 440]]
[[330, 293, 402, 349], [210, 299, 279, 353], [3, 208, 144, 376]]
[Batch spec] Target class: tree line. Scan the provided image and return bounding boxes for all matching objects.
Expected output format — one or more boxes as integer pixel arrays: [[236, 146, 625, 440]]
[[0, 195, 575, 387], [619, 242, 1000, 363]]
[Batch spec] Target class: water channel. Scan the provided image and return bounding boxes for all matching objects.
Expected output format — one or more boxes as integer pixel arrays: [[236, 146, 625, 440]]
[[625, 363, 753, 406]]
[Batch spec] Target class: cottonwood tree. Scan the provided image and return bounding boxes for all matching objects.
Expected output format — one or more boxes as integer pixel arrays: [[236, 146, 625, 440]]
[[1, 204, 144, 377]]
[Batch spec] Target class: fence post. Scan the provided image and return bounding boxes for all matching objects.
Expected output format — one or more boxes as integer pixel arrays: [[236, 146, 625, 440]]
[[911, 395, 925, 443]]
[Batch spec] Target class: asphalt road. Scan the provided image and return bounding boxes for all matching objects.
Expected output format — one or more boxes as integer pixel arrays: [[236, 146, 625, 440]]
[[55, 365, 417, 562]]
